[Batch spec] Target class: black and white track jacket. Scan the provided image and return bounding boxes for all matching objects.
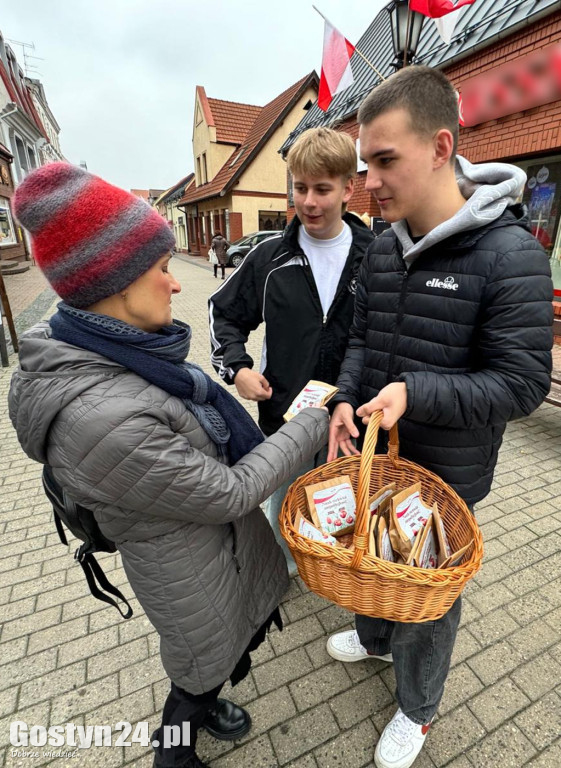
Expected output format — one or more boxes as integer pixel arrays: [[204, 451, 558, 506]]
[[209, 213, 374, 436]]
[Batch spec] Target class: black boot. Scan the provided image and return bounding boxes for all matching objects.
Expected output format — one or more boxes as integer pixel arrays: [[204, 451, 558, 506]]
[[202, 698, 251, 741], [153, 752, 209, 768]]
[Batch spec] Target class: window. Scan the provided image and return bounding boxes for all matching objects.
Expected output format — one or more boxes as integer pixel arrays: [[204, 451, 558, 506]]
[[519, 155, 561, 296], [258, 210, 287, 231], [202, 153, 208, 184], [27, 147, 37, 170], [0, 197, 17, 246], [196, 157, 202, 186], [15, 137, 29, 176]]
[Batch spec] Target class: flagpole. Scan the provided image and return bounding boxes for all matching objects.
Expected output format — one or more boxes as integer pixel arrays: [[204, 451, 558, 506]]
[[312, 5, 386, 81]]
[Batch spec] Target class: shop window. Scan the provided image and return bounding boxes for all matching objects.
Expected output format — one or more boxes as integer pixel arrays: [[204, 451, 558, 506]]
[[0, 197, 17, 245], [520, 159, 561, 295], [258, 210, 287, 231]]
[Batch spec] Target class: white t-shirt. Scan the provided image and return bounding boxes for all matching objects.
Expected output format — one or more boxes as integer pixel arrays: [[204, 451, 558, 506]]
[[298, 222, 352, 316]]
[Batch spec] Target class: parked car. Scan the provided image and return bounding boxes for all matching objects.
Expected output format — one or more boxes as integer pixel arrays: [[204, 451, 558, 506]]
[[227, 230, 282, 267]]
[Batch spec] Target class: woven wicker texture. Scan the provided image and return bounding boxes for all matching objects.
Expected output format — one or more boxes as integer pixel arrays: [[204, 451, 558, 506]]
[[280, 411, 484, 622]]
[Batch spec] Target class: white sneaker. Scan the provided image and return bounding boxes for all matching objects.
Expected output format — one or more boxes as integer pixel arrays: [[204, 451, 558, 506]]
[[374, 708, 432, 768], [326, 630, 393, 663]]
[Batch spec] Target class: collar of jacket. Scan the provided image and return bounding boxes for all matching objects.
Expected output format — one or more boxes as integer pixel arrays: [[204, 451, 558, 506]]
[[282, 210, 373, 254], [388, 205, 530, 261]]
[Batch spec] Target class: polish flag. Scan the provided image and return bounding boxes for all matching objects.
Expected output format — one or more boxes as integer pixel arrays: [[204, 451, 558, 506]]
[[410, 0, 476, 45], [318, 19, 355, 112], [409, 0, 476, 18]]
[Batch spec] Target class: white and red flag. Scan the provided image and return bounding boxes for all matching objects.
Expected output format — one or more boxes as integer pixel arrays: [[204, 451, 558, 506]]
[[318, 18, 355, 112], [409, 0, 476, 17], [410, 0, 476, 45]]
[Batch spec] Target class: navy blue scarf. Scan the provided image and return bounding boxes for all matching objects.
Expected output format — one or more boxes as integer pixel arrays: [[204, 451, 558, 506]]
[[49, 303, 264, 465]]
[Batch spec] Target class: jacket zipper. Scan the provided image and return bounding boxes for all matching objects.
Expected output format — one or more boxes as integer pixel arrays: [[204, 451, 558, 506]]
[[386, 267, 410, 385]]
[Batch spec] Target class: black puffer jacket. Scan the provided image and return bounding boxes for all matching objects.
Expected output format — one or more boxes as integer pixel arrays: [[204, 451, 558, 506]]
[[334, 206, 553, 504], [210, 213, 374, 435]]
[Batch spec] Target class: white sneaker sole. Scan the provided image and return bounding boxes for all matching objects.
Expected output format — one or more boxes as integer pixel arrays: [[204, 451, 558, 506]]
[[326, 637, 393, 663]]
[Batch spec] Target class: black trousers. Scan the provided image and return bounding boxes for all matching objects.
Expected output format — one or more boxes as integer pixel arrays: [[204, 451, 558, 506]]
[[152, 681, 223, 767], [213, 264, 225, 278]]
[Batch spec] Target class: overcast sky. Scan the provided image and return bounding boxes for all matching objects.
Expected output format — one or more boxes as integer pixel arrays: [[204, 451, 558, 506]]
[[3, 1, 387, 191]]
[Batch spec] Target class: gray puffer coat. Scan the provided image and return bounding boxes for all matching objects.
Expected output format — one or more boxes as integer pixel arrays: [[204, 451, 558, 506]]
[[8, 323, 329, 694]]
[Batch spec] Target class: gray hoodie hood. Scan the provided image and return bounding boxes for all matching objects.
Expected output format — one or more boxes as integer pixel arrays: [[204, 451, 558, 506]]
[[8, 322, 123, 464], [392, 155, 527, 265]]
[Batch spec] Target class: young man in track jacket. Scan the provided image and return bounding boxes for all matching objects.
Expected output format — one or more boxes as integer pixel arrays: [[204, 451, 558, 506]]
[[326, 66, 553, 768], [209, 127, 374, 570]]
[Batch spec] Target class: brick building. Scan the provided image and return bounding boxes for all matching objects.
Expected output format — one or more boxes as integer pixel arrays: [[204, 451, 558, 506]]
[[280, 0, 561, 326]]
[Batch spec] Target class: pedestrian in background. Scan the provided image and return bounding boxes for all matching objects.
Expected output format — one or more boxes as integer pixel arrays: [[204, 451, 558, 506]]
[[211, 230, 229, 279], [8, 163, 329, 768], [327, 66, 553, 768], [209, 127, 374, 573]]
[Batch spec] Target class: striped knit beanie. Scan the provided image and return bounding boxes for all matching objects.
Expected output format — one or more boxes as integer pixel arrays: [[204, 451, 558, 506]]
[[13, 162, 176, 308]]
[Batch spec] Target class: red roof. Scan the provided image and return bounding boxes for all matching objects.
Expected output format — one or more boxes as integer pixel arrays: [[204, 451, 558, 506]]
[[130, 189, 150, 201], [181, 72, 318, 205], [0, 52, 48, 141]]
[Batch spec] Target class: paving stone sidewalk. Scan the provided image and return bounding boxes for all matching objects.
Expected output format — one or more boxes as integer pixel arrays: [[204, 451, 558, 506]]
[[1, 259, 561, 768]]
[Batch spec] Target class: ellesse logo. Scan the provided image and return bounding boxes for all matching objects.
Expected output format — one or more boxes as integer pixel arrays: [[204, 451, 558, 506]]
[[426, 275, 459, 291]]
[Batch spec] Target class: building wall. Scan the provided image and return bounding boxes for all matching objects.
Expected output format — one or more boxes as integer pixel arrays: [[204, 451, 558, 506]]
[[192, 94, 235, 185], [446, 11, 561, 164], [238, 85, 318, 195], [231, 192, 286, 233]]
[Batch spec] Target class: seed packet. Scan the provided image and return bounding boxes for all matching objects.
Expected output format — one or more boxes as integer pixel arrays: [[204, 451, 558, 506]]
[[305, 475, 356, 537], [389, 483, 434, 561], [369, 483, 397, 515], [408, 514, 438, 568], [284, 380, 339, 422], [294, 510, 337, 547], [367, 483, 397, 559], [432, 504, 452, 563], [438, 540, 473, 569], [376, 516, 396, 562]]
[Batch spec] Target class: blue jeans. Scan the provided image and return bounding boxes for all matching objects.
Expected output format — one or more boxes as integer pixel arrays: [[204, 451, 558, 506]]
[[264, 446, 328, 575], [355, 504, 474, 725]]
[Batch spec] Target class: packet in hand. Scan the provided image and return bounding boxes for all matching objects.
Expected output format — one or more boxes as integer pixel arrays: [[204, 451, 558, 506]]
[[295, 510, 337, 547], [305, 475, 356, 537], [284, 380, 339, 422]]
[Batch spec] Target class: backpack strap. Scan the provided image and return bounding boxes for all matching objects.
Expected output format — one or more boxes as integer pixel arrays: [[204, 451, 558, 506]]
[[75, 547, 133, 619]]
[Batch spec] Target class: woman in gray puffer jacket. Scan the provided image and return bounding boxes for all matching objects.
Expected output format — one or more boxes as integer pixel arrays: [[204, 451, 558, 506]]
[[8, 163, 328, 768]]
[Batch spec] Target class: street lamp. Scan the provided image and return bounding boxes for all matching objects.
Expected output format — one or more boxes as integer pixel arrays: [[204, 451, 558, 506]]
[[386, 1, 425, 69]]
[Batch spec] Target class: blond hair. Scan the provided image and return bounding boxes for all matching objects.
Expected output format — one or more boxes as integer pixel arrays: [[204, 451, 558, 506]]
[[287, 127, 356, 180]]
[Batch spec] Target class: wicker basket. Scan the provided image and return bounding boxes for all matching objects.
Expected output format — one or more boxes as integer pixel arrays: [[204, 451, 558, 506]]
[[280, 411, 483, 622]]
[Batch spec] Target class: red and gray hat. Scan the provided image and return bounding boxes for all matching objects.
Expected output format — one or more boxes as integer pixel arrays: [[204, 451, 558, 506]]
[[13, 162, 176, 308]]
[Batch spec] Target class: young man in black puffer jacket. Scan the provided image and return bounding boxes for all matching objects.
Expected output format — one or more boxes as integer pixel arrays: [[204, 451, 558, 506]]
[[327, 66, 553, 768]]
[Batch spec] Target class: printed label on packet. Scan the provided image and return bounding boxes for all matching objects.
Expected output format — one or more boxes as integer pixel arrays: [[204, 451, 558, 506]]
[[284, 380, 339, 421], [379, 519, 396, 562], [295, 510, 337, 547], [394, 490, 432, 546], [416, 519, 438, 569], [305, 475, 356, 537]]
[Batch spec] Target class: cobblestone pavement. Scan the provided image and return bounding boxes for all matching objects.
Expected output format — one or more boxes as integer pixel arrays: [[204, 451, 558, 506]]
[[1, 258, 561, 768]]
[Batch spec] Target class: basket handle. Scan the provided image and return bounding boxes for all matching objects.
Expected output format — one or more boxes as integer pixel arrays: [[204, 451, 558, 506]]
[[350, 411, 399, 569]]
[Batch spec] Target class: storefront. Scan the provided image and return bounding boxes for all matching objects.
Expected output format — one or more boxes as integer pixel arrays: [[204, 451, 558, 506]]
[[516, 155, 561, 298], [0, 143, 27, 264]]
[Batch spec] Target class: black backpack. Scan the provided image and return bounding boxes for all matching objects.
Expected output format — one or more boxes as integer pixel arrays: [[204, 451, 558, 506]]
[[42, 466, 133, 619]]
